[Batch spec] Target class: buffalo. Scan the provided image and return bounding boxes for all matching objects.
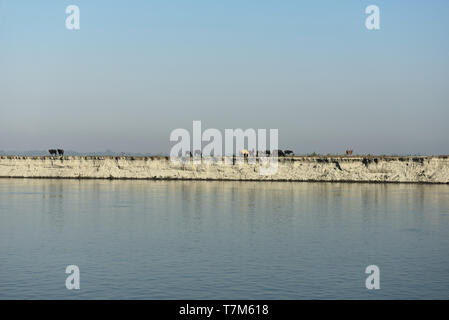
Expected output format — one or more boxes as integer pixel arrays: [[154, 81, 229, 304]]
[[257, 150, 270, 157], [194, 150, 202, 157], [273, 149, 285, 157], [48, 149, 57, 156], [57, 149, 64, 156]]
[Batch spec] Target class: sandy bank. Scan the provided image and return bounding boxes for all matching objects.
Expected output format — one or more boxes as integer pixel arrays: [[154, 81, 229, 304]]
[[0, 155, 448, 183]]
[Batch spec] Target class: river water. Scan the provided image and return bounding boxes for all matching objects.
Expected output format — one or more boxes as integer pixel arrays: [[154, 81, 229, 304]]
[[0, 179, 448, 299]]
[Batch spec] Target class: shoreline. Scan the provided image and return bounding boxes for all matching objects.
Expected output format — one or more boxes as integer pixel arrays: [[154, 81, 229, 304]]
[[1, 176, 448, 184]]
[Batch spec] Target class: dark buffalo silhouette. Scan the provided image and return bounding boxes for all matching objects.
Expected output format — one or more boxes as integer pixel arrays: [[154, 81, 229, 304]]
[[284, 150, 294, 156], [273, 149, 285, 157], [48, 149, 57, 156], [57, 149, 64, 156], [194, 150, 202, 157]]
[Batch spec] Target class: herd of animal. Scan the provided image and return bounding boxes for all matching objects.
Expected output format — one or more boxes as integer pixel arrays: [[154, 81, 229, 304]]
[[48, 149, 64, 156], [240, 149, 294, 157], [183, 149, 295, 157], [48, 149, 354, 157]]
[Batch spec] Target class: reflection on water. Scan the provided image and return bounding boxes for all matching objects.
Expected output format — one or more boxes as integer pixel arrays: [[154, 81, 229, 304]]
[[0, 179, 448, 299]]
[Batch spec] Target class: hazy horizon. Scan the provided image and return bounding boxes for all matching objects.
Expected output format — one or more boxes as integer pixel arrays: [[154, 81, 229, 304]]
[[1, 0, 448, 155]]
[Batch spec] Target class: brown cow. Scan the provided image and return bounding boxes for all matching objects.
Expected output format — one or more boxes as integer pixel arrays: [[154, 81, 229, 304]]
[[240, 149, 249, 157], [346, 150, 353, 156]]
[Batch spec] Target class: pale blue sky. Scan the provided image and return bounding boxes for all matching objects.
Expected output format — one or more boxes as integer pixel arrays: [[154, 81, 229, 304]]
[[0, 0, 448, 154]]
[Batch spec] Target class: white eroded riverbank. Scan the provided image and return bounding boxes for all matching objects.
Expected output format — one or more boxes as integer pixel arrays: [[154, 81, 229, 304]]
[[0, 155, 448, 183]]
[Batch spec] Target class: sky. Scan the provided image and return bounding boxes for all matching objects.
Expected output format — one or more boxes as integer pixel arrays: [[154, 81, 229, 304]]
[[0, 0, 448, 155]]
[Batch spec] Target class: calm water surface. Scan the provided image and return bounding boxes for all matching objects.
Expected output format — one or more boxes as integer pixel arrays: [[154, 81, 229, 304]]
[[0, 179, 448, 299]]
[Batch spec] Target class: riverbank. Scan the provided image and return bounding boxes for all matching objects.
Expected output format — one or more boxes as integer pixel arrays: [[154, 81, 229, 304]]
[[0, 155, 448, 183]]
